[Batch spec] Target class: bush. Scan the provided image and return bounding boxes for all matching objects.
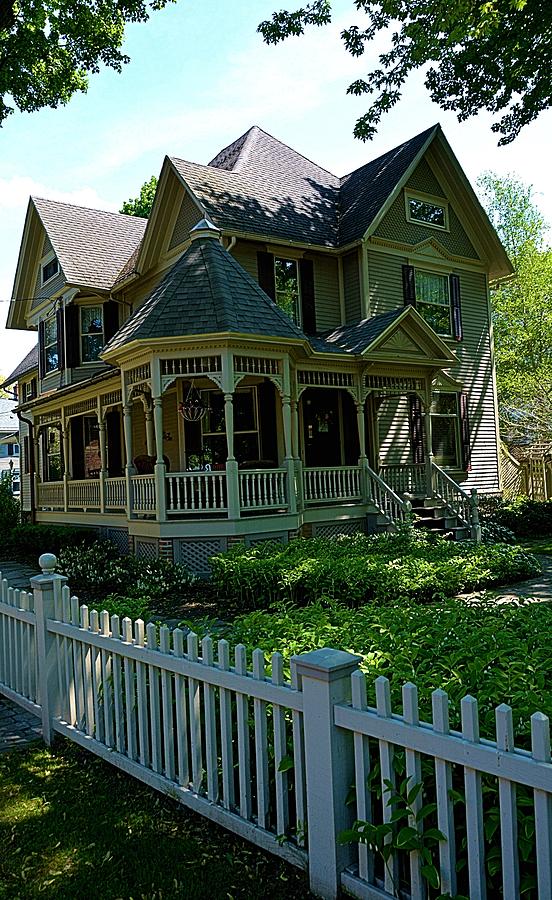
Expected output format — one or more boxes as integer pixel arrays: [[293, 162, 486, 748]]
[[479, 496, 552, 537], [0, 473, 19, 533], [210, 529, 540, 611], [4, 524, 97, 562], [57, 540, 195, 610]]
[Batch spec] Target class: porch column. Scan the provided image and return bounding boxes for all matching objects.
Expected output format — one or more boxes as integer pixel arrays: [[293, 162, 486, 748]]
[[151, 396, 166, 522], [282, 394, 297, 515], [123, 403, 134, 518], [291, 399, 303, 512], [145, 404, 154, 457], [61, 419, 70, 514], [356, 399, 370, 505], [224, 392, 240, 520], [98, 416, 107, 514], [33, 434, 41, 509], [423, 396, 434, 498]]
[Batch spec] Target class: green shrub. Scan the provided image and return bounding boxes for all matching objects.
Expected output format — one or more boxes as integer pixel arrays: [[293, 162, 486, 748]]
[[0, 473, 19, 533], [210, 529, 540, 610], [97, 594, 152, 622], [4, 524, 97, 562], [479, 496, 552, 537]]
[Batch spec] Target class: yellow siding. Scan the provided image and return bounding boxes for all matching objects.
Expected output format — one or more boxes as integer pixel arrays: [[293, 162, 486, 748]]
[[311, 253, 340, 331], [162, 391, 180, 472]]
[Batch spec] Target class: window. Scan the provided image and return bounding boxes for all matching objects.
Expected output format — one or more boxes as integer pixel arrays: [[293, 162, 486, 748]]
[[191, 387, 259, 467], [274, 258, 300, 324], [7, 443, 18, 457], [81, 306, 104, 363], [415, 270, 451, 336], [83, 416, 101, 477], [44, 315, 59, 373], [23, 378, 37, 402], [44, 427, 62, 481], [41, 256, 59, 284], [407, 196, 448, 229], [430, 393, 460, 467]]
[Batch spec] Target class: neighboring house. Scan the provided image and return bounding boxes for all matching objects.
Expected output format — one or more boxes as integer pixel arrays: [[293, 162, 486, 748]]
[[0, 398, 20, 495], [4, 124, 512, 572]]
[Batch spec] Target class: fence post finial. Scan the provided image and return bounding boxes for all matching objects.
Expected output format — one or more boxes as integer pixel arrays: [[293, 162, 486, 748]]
[[31, 553, 68, 747], [292, 647, 362, 900]]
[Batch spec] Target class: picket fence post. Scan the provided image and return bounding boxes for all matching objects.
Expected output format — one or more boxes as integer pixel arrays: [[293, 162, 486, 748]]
[[292, 647, 362, 900], [31, 553, 67, 746]]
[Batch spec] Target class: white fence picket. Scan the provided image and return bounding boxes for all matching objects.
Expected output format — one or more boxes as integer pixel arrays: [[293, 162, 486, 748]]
[[201, 636, 218, 802], [122, 617, 137, 761], [134, 619, 149, 768], [375, 676, 399, 895], [160, 626, 176, 782], [173, 628, 189, 787], [351, 670, 373, 885], [431, 689, 457, 896], [218, 639, 235, 811], [235, 644, 252, 820], [402, 682, 425, 900], [146, 622, 162, 774], [187, 632, 203, 792], [253, 649, 270, 829], [111, 615, 125, 753], [495, 704, 519, 899], [462, 695, 486, 900], [532, 712, 552, 896]]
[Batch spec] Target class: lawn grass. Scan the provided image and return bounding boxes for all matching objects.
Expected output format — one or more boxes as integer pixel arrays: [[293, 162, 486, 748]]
[[0, 740, 311, 900]]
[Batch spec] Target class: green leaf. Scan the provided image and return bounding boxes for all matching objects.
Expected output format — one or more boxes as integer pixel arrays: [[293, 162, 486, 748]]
[[277, 755, 294, 773]]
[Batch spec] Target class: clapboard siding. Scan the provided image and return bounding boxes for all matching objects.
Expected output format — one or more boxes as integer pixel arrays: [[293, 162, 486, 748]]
[[378, 396, 411, 465], [162, 391, 180, 472], [312, 254, 340, 331], [19, 419, 32, 512], [131, 403, 147, 458], [368, 250, 403, 316], [231, 241, 260, 280], [32, 234, 65, 309], [343, 250, 361, 323]]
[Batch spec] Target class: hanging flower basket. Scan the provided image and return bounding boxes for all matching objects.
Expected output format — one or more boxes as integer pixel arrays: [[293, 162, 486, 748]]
[[178, 382, 207, 422]]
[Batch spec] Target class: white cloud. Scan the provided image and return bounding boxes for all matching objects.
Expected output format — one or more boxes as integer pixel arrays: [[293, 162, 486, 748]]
[[0, 175, 118, 212]]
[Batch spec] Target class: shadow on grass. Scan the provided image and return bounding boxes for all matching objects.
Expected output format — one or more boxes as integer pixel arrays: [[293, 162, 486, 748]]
[[0, 739, 311, 900]]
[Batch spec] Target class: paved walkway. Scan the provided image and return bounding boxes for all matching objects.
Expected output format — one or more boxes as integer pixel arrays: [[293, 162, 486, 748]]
[[0, 697, 41, 752], [487, 555, 552, 603], [0, 559, 36, 592]]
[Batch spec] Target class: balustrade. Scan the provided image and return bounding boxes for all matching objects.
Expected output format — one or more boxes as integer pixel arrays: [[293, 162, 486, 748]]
[[166, 471, 227, 514], [303, 466, 362, 504], [239, 469, 287, 510]]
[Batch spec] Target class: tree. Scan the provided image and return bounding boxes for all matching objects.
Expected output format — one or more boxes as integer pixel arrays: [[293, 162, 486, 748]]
[[478, 173, 552, 440], [0, 0, 171, 126], [258, 1, 552, 145], [120, 175, 158, 218]]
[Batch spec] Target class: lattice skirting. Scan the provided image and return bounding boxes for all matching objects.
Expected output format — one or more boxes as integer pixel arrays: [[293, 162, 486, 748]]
[[101, 527, 129, 555], [245, 532, 288, 549], [174, 538, 227, 576], [313, 519, 366, 539], [135, 539, 159, 561]]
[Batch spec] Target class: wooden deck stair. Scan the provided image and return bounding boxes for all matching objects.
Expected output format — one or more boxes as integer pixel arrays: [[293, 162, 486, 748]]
[[409, 497, 471, 541]]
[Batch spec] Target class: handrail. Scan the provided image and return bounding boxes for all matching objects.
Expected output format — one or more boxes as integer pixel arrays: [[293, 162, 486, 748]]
[[431, 462, 480, 539], [365, 463, 412, 524]]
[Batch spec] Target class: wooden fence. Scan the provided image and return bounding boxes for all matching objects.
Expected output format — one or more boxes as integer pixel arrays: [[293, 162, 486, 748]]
[[1, 556, 551, 900]]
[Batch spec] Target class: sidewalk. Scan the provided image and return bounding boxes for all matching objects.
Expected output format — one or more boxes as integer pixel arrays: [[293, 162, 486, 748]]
[[0, 559, 36, 592], [0, 697, 41, 752]]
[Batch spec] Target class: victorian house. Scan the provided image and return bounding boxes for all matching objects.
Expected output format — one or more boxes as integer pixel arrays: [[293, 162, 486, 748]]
[[4, 124, 511, 572]]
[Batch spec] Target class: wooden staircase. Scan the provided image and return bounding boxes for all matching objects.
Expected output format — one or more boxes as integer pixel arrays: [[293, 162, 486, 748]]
[[409, 498, 471, 541]]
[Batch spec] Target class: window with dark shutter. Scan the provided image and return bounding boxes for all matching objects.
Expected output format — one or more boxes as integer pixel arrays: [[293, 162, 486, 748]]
[[402, 265, 416, 307], [38, 320, 46, 379], [299, 258, 316, 333], [408, 393, 424, 464], [257, 251, 276, 300], [56, 308, 65, 371], [450, 274, 463, 341], [459, 391, 471, 470], [103, 300, 119, 344]]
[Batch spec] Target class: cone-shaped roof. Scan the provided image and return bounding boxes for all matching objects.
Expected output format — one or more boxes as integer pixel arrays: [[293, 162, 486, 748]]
[[104, 233, 307, 353]]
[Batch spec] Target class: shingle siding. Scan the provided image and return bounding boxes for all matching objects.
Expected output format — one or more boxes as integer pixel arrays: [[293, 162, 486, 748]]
[[169, 193, 202, 250]]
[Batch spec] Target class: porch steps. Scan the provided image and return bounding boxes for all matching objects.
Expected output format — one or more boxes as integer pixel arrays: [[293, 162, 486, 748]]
[[409, 498, 471, 542]]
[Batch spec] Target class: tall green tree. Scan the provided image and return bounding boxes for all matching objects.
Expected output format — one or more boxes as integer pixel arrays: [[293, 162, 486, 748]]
[[259, 1, 552, 144], [120, 175, 158, 218], [0, 0, 172, 125], [478, 173, 552, 440]]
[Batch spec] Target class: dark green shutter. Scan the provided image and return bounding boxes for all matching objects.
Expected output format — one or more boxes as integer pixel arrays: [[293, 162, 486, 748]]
[[56, 308, 65, 371], [408, 393, 424, 464], [38, 320, 46, 379], [103, 299, 119, 344], [106, 410, 123, 476], [459, 391, 471, 470], [258, 380, 277, 464], [70, 417, 85, 479], [65, 305, 80, 368], [450, 274, 463, 341], [402, 265, 416, 307], [257, 251, 276, 300], [299, 258, 316, 333]]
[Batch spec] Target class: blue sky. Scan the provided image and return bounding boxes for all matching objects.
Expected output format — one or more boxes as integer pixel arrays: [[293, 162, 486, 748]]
[[1, 0, 551, 377]]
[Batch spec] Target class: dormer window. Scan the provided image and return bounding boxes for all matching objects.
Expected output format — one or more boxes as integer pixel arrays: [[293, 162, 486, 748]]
[[41, 255, 59, 285], [406, 193, 448, 230]]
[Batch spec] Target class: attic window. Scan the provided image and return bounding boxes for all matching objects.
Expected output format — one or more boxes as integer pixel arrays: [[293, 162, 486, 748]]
[[42, 256, 59, 284], [406, 195, 448, 230]]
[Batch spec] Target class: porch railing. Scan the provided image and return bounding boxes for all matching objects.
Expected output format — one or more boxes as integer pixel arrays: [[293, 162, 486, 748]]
[[68, 479, 100, 510], [132, 475, 156, 515], [303, 466, 362, 504], [380, 463, 426, 496], [431, 462, 480, 538], [105, 476, 127, 510], [37, 482, 64, 510], [239, 469, 287, 510], [365, 464, 412, 524], [166, 471, 227, 514]]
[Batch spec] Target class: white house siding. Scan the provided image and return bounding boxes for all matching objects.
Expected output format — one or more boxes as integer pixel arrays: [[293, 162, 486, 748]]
[[311, 254, 340, 331]]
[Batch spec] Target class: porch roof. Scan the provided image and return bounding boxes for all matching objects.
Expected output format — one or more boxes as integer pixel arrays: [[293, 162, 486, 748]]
[[4, 343, 38, 388], [103, 229, 308, 353]]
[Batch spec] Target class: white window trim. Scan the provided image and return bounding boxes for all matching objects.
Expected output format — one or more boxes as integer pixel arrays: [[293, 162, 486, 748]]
[[430, 391, 461, 469], [80, 304, 105, 366], [274, 256, 302, 327], [40, 250, 60, 287], [405, 190, 449, 232]]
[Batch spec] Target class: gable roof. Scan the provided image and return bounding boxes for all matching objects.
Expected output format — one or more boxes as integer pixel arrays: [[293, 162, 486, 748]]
[[104, 222, 307, 354], [32, 198, 147, 291], [4, 344, 39, 388]]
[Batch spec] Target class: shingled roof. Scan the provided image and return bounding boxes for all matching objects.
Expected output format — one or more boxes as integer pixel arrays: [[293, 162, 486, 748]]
[[104, 220, 308, 353], [32, 198, 147, 291], [170, 124, 436, 248], [4, 344, 39, 388], [320, 309, 405, 354]]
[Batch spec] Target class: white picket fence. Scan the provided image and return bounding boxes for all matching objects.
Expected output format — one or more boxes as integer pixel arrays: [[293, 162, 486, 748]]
[[0, 557, 551, 900]]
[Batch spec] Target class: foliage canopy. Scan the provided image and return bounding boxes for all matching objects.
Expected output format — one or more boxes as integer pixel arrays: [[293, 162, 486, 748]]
[[259, 0, 552, 144], [0, 0, 171, 125], [120, 175, 158, 218]]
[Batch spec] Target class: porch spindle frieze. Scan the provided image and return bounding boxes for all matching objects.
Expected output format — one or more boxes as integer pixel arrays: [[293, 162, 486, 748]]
[[297, 370, 355, 389], [160, 356, 222, 377], [127, 362, 152, 385], [364, 374, 424, 394], [65, 397, 98, 418]]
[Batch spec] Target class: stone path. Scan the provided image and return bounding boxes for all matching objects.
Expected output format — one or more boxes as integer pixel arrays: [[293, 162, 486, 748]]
[[0, 559, 36, 592], [488, 555, 552, 604], [0, 697, 41, 752]]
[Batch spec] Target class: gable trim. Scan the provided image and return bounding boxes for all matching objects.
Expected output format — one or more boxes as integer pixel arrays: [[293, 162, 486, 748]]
[[362, 305, 457, 365]]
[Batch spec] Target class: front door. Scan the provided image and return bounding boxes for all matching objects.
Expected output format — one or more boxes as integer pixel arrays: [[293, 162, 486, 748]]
[[302, 389, 342, 467]]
